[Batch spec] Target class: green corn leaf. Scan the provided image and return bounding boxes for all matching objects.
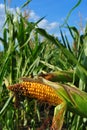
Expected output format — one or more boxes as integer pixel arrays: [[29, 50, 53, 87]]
[[40, 70, 78, 83], [20, 0, 32, 9], [61, 0, 82, 27], [41, 78, 87, 117], [62, 84, 87, 117], [0, 95, 13, 116]]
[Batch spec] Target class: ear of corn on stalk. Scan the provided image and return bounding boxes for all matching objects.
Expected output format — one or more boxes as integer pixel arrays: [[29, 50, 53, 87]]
[[8, 77, 87, 130], [8, 78, 63, 106], [8, 77, 66, 129]]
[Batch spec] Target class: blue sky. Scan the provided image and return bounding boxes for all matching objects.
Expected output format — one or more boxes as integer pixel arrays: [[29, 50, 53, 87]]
[[1, 0, 87, 24], [0, 0, 87, 41]]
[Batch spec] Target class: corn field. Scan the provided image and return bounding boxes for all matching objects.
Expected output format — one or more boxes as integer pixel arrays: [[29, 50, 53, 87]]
[[0, 1, 87, 130]]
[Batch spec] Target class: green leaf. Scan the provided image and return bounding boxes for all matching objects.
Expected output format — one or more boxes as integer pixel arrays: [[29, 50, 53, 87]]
[[20, 0, 32, 9], [0, 95, 13, 116], [61, 0, 82, 26]]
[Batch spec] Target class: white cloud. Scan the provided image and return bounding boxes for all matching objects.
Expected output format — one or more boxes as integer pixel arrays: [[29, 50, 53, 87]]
[[46, 22, 59, 31], [29, 10, 39, 21], [0, 3, 4, 9], [38, 19, 59, 32]]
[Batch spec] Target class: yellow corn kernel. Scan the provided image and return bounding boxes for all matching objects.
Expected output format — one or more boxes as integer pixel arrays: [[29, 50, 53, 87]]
[[8, 81, 63, 106]]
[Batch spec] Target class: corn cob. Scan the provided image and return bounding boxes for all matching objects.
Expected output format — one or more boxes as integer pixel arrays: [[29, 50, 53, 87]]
[[8, 80, 63, 106]]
